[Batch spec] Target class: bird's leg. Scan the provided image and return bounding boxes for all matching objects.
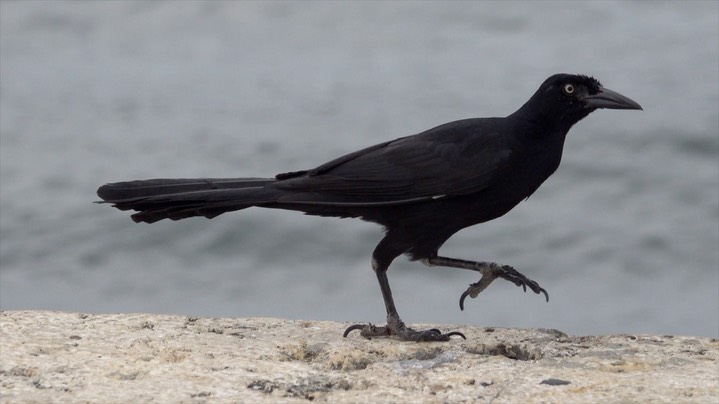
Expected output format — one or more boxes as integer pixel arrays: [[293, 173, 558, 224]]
[[421, 256, 549, 310], [343, 260, 465, 341], [344, 238, 465, 341]]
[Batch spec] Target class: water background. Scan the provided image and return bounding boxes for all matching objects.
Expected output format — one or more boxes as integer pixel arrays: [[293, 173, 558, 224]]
[[2, 1, 717, 337]]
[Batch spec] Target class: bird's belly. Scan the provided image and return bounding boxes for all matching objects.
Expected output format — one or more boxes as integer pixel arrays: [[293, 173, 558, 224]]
[[446, 167, 557, 228]]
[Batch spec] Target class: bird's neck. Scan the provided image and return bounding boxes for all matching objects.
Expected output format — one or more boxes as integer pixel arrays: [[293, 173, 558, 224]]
[[508, 110, 572, 143], [509, 99, 588, 139]]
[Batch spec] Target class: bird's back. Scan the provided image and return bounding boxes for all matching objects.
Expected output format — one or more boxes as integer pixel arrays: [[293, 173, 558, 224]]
[[271, 115, 568, 235]]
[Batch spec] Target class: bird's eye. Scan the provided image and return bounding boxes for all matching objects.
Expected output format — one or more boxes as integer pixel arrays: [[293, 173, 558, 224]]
[[563, 84, 575, 95]]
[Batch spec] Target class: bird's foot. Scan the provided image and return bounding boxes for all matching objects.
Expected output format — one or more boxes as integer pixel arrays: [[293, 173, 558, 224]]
[[460, 264, 549, 310], [343, 316, 465, 341]]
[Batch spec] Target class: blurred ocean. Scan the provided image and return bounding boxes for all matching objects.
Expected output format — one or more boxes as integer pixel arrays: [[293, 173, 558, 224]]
[[1, 1, 717, 337]]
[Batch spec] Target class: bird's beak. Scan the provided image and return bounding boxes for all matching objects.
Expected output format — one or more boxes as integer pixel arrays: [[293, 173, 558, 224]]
[[583, 87, 643, 110]]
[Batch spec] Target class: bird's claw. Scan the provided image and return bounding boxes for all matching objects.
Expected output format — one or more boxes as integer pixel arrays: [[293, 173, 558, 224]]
[[343, 322, 466, 341], [342, 323, 377, 338], [498, 265, 549, 300], [459, 265, 549, 310]]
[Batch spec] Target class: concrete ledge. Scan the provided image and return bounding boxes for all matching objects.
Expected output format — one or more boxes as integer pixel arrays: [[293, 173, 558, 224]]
[[1, 310, 717, 403]]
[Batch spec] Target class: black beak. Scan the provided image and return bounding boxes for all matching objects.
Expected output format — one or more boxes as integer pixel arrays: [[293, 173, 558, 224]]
[[583, 87, 643, 110]]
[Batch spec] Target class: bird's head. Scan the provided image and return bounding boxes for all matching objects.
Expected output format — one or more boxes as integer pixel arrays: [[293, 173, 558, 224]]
[[515, 73, 642, 131]]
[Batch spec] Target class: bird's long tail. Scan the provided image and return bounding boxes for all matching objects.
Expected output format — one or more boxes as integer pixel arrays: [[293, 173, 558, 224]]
[[96, 178, 279, 223]]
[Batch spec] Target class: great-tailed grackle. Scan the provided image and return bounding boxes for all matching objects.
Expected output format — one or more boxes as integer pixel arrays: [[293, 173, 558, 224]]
[[97, 74, 642, 341]]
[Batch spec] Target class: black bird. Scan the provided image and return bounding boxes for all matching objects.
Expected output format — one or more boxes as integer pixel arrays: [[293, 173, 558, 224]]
[[97, 74, 642, 341]]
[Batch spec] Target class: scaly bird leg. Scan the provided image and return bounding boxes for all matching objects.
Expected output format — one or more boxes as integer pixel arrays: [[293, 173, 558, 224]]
[[344, 239, 466, 341], [421, 256, 549, 310]]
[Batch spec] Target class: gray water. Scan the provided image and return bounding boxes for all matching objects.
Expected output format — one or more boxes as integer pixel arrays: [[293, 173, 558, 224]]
[[1, 1, 717, 338]]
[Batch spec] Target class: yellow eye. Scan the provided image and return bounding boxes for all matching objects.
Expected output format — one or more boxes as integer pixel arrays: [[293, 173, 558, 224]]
[[563, 84, 575, 95]]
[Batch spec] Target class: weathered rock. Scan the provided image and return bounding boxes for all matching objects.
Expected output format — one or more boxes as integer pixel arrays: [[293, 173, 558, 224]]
[[1, 311, 717, 403]]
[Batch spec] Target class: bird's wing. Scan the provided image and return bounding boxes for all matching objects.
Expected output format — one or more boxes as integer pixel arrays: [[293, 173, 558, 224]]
[[274, 118, 513, 204]]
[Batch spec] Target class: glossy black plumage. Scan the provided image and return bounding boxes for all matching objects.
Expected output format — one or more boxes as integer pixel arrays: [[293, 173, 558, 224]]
[[97, 73, 642, 341]]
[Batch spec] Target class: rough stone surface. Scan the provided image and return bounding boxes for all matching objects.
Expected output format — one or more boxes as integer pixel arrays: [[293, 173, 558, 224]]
[[1, 310, 717, 403]]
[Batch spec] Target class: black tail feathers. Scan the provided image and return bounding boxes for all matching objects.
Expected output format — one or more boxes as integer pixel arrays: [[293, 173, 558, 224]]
[[96, 178, 278, 223]]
